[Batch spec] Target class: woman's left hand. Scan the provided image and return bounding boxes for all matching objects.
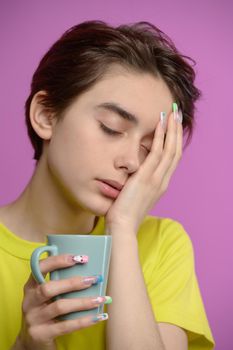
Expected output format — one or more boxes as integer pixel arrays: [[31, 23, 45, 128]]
[[105, 109, 183, 235]]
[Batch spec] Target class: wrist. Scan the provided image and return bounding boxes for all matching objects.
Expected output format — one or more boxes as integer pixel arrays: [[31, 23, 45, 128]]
[[105, 221, 138, 236], [106, 226, 137, 238], [107, 230, 138, 249]]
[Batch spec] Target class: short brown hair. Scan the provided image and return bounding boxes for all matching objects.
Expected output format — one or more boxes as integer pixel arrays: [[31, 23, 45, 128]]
[[25, 20, 201, 160]]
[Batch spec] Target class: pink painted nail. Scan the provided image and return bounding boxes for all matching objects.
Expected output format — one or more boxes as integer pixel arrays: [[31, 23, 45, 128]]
[[72, 255, 89, 264], [92, 296, 112, 305], [92, 296, 105, 304]]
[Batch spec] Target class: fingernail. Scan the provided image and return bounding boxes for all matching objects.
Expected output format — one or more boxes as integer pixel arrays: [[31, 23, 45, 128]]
[[83, 275, 103, 285], [72, 255, 89, 264], [92, 313, 109, 323], [178, 110, 183, 124], [160, 112, 166, 129], [92, 296, 105, 304], [104, 296, 112, 304], [93, 274, 104, 284], [172, 102, 178, 121], [92, 296, 112, 305]]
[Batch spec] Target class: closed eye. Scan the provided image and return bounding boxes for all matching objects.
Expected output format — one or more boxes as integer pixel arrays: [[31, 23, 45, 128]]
[[99, 122, 122, 135], [142, 145, 150, 154], [99, 122, 150, 153]]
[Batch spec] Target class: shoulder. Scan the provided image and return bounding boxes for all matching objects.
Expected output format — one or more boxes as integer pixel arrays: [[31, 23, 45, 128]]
[[137, 215, 194, 266], [137, 217, 215, 349], [138, 215, 192, 246]]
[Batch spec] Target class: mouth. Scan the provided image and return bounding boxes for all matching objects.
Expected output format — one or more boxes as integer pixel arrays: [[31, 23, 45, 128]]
[[96, 179, 123, 199], [100, 179, 124, 191]]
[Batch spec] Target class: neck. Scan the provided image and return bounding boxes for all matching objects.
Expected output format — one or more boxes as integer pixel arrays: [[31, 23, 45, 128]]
[[2, 158, 97, 242]]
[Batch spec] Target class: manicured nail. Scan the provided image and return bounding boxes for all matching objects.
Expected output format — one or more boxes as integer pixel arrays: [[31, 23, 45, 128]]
[[92, 313, 109, 323], [172, 102, 178, 121], [92, 296, 112, 305], [178, 110, 183, 124], [104, 296, 112, 304], [93, 274, 103, 284], [160, 112, 166, 129], [93, 296, 105, 304], [172, 102, 178, 112], [83, 274, 103, 285], [72, 255, 89, 264]]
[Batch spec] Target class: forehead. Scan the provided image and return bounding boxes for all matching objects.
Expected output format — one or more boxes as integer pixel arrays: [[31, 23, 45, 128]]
[[86, 65, 173, 118], [64, 65, 174, 133]]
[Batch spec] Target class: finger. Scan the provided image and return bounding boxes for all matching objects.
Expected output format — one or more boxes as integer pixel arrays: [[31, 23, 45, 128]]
[[24, 254, 82, 307], [40, 254, 78, 275], [24, 274, 101, 310], [152, 109, 178, 180], [160, 117, 183, 191], [150, 114, 166, 154], [31, 313, 108, 341], [141, 112, 166, 173], [50, 313, 108, 337], [31, 296, 111, 323], [25, 254, 77, 289]]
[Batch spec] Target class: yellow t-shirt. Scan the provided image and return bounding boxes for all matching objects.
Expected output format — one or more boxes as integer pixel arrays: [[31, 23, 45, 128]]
[[0, 216, 215, 349]]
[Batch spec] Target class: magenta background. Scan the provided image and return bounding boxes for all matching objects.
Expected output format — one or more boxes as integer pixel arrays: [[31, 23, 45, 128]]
[[0, 1, 232, 348]]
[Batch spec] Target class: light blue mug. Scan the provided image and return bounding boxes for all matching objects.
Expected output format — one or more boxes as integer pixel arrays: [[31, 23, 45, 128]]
[[30, 234, 112, 320]]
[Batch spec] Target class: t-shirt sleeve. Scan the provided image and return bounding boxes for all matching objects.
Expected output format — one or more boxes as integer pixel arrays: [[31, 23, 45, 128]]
[[144, 218, 215, 350]]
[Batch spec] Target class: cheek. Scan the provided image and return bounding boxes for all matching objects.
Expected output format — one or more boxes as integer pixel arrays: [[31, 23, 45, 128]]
[[76, 127, 112, 161], [47, 126, 107, 175]]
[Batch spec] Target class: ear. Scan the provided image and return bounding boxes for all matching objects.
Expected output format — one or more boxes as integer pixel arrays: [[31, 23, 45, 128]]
[[29, 91, 57, 140]]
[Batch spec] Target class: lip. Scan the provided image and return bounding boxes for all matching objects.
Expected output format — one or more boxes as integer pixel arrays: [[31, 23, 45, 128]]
[[96, 179, 124, 199], [99, 179, 124, 191]]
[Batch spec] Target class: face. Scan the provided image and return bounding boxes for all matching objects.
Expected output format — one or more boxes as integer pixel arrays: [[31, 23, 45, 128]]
[[43, 65, 173, 215]]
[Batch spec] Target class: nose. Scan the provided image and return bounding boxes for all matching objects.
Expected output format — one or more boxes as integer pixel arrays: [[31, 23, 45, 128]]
[[114, 143, 141, 174]]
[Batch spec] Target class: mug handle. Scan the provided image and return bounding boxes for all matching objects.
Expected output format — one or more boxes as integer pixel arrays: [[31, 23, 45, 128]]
[[30, 245, 58, 284]]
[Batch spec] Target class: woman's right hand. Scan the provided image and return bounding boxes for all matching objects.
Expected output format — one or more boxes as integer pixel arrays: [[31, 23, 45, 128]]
[[12, 254, 110, 350]]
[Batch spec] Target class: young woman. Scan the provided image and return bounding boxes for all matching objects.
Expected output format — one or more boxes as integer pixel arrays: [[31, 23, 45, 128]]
[[0, 21, 215, 350]]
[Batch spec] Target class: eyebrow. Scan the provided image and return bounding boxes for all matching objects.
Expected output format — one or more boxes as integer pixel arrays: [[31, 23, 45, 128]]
[[96, 102, 139, 125]]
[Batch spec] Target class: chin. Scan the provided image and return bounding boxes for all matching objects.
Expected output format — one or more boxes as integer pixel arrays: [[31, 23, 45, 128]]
[[86, 201, 111, 217], [74, 192, 112, 217]]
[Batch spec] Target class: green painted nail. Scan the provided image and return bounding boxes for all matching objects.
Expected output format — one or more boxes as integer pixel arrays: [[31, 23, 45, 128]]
[[172, 102, 178, 112], [104, 296, 112, 304]]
